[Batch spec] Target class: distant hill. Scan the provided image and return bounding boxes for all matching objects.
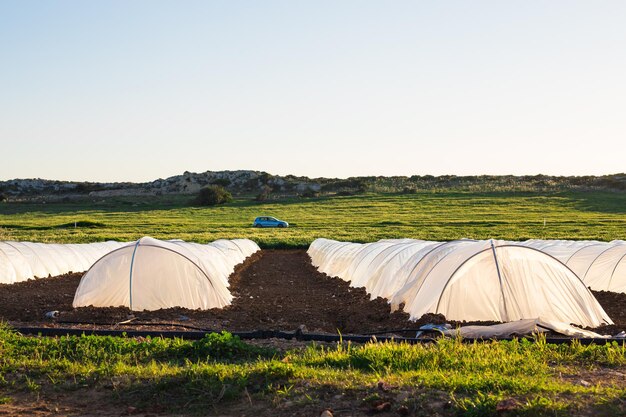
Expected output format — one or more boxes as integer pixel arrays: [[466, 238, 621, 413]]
[[1, 170, 625, 202]]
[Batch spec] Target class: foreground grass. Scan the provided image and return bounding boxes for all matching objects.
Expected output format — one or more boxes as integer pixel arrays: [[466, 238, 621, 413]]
[[1, 191, 625, 247], [0, 327, 624, 416]]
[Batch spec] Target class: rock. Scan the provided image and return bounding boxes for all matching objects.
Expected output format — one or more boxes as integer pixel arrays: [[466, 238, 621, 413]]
[[374, 402, 392, 412], [377, 380, 395, 392], [44, 310, 59, 319]]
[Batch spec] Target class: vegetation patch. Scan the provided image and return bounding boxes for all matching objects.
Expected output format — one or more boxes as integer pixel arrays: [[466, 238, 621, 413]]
[[0, 325, 624, 416], [57, 220, 106, 229], [1, 191, 625, 247], [192, 186, 233, 207]]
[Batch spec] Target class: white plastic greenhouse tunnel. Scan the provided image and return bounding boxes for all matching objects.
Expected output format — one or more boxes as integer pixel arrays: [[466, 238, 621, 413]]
[[521, 239, 626, 293], [72, 237, 260, 311], [308, 238, 613, 328], [0, 240, 127, 284]]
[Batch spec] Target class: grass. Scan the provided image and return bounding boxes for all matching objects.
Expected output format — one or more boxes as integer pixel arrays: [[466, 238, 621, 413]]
[[1, 191, 625, 247], [1, 190, 625, 415], [0, 326, 624, 415]]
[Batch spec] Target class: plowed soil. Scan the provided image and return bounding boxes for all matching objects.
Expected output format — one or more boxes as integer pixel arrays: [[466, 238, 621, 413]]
[[0, 250, 624, 336]]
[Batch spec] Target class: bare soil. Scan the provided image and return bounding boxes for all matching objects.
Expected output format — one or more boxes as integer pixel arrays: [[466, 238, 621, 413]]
[[0, 250, 418, 335], [0, 249, 624, 336]]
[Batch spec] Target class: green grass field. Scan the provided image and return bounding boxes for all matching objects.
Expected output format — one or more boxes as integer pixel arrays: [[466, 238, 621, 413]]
[[1, 191, 625, 246], [1, 191, 625, 415]]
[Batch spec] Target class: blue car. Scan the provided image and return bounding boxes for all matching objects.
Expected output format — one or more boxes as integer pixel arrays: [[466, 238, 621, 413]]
[[253, 216, 289, 228]]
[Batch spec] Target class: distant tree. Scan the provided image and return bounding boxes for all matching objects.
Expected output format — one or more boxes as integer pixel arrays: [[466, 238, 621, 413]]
[[321, 178, 367, 193], [74, 182, 104, 193], [299, 187, 320, 198], [193, 185, 232, 206], [335, 190, 355, 196], [255, 185, 272, 202], [0, 193, 7, 202]]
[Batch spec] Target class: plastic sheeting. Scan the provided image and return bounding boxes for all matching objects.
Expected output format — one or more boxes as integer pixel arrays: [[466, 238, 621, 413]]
[[441, 318, 610, 339], [73, 237, 260, 311], [308, 238, 613, 328], [521, 240, 626, 293], [0, 241, 127, 284]]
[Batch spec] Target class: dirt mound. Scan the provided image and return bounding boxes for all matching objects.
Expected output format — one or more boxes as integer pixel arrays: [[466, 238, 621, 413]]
[[1, 250, 624, 336], [591, 290, 626, 336], [0, 272, 81, 321]]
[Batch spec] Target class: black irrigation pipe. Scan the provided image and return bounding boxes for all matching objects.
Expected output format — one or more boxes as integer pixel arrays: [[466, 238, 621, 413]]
[[12, 326, 625, 346]]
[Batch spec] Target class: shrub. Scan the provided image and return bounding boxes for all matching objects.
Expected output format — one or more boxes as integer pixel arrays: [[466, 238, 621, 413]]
[[299, 188, 320, 198], [255, 185, 272, 202], [193, 185, 232, 206], [74, 182, 105, 193], [321, 178, 368, 193]]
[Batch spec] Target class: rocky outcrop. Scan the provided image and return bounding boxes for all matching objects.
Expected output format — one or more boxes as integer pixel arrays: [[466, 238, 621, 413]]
[[1, 171, 624, 201], [0, 170, 324, 199]]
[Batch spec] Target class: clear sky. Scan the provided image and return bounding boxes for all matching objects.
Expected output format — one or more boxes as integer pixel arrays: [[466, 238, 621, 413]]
[[1, 1, 624, 182]]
